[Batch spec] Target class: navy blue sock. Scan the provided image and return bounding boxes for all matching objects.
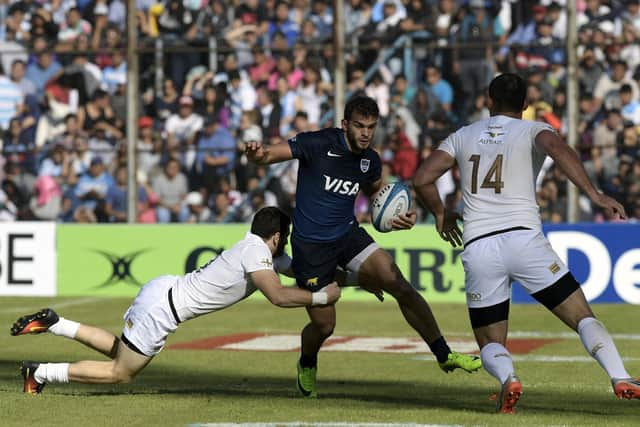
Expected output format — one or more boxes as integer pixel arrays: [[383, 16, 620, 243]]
[[299, 353, 318, 368], [429, 336, 451, 363]]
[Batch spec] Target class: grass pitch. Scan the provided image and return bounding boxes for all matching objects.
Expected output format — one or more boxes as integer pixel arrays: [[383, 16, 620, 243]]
[[1, 297, 638, 426]]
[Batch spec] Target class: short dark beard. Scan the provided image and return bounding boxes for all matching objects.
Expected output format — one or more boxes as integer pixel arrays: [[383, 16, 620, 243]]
[[345, 127, 362, 153]]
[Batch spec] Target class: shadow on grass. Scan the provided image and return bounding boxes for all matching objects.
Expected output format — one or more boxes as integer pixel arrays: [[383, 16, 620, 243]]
[[0, 359, 631, 416]]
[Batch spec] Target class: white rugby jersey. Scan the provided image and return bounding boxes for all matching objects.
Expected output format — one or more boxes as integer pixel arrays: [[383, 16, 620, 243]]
[[438, 115, 554, 244], [171, 232, 291, 322]]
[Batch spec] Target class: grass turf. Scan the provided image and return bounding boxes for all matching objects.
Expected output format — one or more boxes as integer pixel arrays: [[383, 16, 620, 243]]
[[1, 297, 638, 426]]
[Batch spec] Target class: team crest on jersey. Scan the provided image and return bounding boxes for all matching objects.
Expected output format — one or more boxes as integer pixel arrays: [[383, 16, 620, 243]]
[[360, 159, 370, 173]]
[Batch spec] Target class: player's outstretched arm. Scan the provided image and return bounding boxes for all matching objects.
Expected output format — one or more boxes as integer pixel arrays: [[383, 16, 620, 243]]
[[413, 150, 463, 246], [245, 141, 294, 165], [251, 269, 341, 307], [535, 130, 627, 220]]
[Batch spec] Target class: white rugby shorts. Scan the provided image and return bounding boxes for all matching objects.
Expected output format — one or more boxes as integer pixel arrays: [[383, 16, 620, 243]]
[[122, 275, 180, 357], [461, 229, 569, 308]]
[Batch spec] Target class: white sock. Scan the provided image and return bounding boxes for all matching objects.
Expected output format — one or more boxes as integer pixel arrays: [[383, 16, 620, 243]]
[[34, 363, 70, 384], [48, 317, 80, 339], [480, 342, 515, 384], [577, 317, 629, 379]]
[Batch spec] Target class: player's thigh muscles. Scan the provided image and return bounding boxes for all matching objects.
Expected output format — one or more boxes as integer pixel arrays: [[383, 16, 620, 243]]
[[112, 339, 153, 381], [462, 235, 512, 346], [122, 275, 181, 358], [338, 225, 389, 290]]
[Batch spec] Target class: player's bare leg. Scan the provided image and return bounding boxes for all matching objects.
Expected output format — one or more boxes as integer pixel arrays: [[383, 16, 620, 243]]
[[301, 304, 336, 359], [358, 249, 443, 343], [74, 324, 120, 358], [549, 288, 640, 399], [358, 248, 480, 373], [68, 340, 152, 383], [23, 340, 152, 393], [297, 304, 335, 397]]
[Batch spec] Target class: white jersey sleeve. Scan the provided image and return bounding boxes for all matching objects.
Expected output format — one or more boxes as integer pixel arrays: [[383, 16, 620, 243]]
[[242, 243, 275, 274], [438, 116, 553, 243]]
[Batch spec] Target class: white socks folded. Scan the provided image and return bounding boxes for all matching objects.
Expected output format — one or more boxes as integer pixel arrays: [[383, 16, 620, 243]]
[[48, 317, 80, 339], [34, 363, 70, 384], [480, 342, 515, 384], [577, 317, 630, 379]]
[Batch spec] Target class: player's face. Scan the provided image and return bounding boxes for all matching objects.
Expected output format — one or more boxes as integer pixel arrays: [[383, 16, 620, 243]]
[[342, 113, 378, 153]]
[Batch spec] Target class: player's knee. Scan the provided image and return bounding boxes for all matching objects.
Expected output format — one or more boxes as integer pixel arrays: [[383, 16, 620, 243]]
[[313, 321, 335, 337], [110, 367, 135, 384]]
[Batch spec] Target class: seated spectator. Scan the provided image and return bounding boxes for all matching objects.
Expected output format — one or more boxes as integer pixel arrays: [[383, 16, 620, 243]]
[[105, 165, 148, 223], [594, 60, 639, 113], [4, 160, 35, 201], [195, 116, 236, 194], [0, 65, 23, 131], [256, 85, 282, 138], [268, 1, 299, 47], [77, 89, 123, 140], [619, 84, 640, 125], [192, 83, 230, 129], [152, 158, 188, 223], [154, 78, 180, 121], [182, 191, 212, 223], [165, 95, 203, 171], [423, 65, 453, 113], [102, 50, 127, 95], [3, 118, 35, 173], [38, 143, 73, 188], [25, 37, 62, 97], [136, 116, 162, 177], [29, 175, 62, 221], [57, 7, 92, 45], [2, 178, 30, 219], [74, 156, 114, 222], [593, 108, 624, 179], [10, 59, 36, 97]]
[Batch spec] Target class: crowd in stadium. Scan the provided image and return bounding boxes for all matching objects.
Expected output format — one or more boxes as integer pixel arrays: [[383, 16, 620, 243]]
[[0, 0, 638, 223]]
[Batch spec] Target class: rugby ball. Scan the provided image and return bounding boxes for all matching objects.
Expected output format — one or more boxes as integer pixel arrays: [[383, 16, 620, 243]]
[[371, 183, 411, 233]]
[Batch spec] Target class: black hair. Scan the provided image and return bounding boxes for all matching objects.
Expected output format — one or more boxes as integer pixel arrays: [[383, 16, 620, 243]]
[[620, 83, 633, 93], [250, 207, 290, 239], [488, 73, 527, 113], [344, 96, 380, 121]]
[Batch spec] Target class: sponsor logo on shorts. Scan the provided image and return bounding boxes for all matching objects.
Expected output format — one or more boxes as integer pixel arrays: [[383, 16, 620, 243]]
[[126, 318, 134, 329], [306, 277, 318, 287], [549, 262, 561, 274], [467, 292, 482, 301]]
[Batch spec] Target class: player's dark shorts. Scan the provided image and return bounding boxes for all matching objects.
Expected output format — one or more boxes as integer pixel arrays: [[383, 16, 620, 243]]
[[292, 224, 379, 291]]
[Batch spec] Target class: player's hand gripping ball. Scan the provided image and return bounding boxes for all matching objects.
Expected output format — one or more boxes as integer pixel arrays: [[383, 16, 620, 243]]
[[371, 183, 411, 232]]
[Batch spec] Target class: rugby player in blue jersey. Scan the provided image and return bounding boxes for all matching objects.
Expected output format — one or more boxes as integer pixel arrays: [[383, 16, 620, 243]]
[[246, 96, 481, 397]]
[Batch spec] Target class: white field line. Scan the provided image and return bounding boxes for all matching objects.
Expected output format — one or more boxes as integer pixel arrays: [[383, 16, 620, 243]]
[[0, 297, 108, 314], [190, 424, 462, 427], [441, 331, 640, 340]]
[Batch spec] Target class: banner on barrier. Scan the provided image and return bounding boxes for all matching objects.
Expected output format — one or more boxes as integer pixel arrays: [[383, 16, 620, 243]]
[[0, 222, 56, 296], [57, 223, 640, 304], [513, 223, 640, 304], [56, 224, 466, 300]]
